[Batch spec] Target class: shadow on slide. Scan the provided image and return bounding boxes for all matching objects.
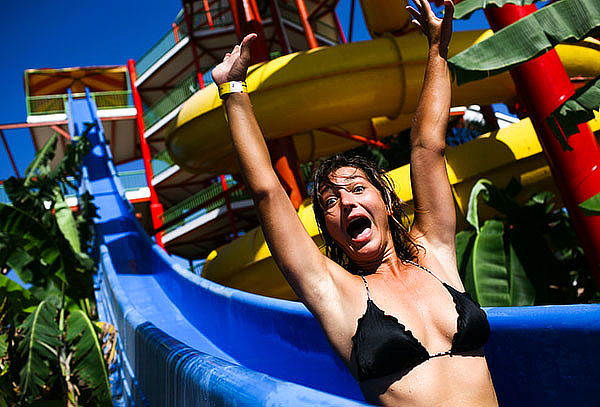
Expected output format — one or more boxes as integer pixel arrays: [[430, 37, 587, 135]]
[[73, 92, 600, 406]]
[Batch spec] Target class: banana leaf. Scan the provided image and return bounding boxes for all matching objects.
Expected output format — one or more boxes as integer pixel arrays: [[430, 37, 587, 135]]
[[547, 75, 600, 149], [579, 192, 600, 216], [507, 240, 536, 305], [456, 229, 476, 282], [17, 300, 61, 401], [466, 179, 491, 231], [66, 310, 111, 405], [448, 0, 600, 85], [454, 0, 539, 20], [24, 134, 57, 187], [0, 204, 65, 286], [52, 187, 81, 254], [0, 333, 7, 359], [465, 219, 513, 306], [0, 273, 36, 324]]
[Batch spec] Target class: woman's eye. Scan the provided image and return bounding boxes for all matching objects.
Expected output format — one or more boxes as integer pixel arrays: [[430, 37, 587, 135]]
[[353, 185, 365, 193], [325, 197, 337, 207]]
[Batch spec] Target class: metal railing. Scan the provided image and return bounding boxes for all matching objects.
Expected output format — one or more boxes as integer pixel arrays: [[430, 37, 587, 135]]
[[134, 5, 235, 78], [27, 91, 133, 116], [0, 170, 148, 205], [143, 73, 200, 129], [160, 179, 251, 233], [152, 149, 176, 177], [135, 23, 188, 77]]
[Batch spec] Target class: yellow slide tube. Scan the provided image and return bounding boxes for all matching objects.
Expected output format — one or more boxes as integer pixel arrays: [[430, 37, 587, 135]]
[[167, 32, 599, 176]]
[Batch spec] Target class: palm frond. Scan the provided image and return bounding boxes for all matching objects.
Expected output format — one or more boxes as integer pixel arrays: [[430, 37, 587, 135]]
[[448, 0, 600, 85], [66, 310, 111, 406], [17, 300, 61, 401]]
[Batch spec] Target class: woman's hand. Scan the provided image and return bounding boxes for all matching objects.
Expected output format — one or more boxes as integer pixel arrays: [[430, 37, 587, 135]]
[[406, 0, 454, 58], [211, 33, 257, 85]]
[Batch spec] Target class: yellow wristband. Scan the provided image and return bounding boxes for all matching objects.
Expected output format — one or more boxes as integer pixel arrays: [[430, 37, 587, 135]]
[[218, 81, 247, 98]]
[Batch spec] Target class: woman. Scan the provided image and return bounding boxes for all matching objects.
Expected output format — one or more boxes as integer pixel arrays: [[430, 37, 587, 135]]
[[211, 0, 498, 405]]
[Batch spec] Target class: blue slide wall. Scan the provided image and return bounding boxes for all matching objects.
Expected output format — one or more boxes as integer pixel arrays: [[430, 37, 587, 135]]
[[71, 92, 600, 406]]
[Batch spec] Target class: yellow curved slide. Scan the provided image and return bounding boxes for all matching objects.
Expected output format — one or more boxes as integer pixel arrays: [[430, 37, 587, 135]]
[[166, 14, 600, 299], [167, 31, 599, 176]]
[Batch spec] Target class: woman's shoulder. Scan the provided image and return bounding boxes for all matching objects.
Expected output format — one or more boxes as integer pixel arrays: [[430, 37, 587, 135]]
[[411, 236, 463, 290]]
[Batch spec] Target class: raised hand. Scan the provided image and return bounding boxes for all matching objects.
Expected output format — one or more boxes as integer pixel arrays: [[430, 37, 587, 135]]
[[406, 0, 454, 58], [211, 33, 257, 86]]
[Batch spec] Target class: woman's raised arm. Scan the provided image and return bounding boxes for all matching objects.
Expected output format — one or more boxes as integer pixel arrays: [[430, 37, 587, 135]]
[[211, 35, 346, 310], [406, 0, 457, 252]]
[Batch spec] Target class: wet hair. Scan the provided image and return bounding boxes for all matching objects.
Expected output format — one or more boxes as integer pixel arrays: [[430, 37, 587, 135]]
[[311, 153, 422, 274]]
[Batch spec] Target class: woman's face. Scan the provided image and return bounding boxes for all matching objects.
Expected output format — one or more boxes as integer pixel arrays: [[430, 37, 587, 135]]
[[319, 167, 394, 263]]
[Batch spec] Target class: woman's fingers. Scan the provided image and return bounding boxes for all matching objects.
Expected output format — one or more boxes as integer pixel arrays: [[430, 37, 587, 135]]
[[406, 6, 422, 21], [241, 33, 257, 61], [443, 0, 454, 23]]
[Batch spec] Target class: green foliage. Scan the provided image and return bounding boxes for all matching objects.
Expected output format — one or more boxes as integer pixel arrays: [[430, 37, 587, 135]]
[[0, 123, 113, 405], [579, 192, 600, 216], [453, 0, 539, 20], [66, 311, 112, 405], [17, 300, 62, 402], [448, 0, 600, 85], [457, 179, 592, 306], [547, 75, 600, 149]]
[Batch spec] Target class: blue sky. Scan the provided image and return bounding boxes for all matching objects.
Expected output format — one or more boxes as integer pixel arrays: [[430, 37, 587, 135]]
[[0, 0, 489, 180]]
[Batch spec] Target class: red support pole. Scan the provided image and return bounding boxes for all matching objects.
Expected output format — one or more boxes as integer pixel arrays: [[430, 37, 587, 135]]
[[228, 0, 270, 62], [203, 0, 215, 29], [483, 3, 600, 285], [127, 59, 165, 248], [267, 138, 307, 209], [172, 23, 180, 42], [294, 0, 319, 49], [333, 11, 348, 44], [0, 130, 20, 178], [220, 175, 239, 237]]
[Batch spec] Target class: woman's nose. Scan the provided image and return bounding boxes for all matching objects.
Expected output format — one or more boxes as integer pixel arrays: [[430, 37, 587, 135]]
[[339, 190, 357, 208]]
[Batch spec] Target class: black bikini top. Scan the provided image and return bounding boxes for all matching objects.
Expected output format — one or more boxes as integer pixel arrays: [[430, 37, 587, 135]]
[[350, 261, 490, 382]]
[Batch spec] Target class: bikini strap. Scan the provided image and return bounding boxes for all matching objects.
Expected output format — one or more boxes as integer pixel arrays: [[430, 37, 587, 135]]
[[360, 275, 372, 300], [405, 259, 444, 284]]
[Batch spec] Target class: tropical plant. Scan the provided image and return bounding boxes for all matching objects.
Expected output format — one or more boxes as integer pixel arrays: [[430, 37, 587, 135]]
[[456, 178, 597, 306], [0, 126, 114, 406], [448, 0, 600, 223]]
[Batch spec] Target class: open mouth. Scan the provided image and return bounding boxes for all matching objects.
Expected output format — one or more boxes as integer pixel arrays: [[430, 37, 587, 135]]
[[346, 217, 372, 241]]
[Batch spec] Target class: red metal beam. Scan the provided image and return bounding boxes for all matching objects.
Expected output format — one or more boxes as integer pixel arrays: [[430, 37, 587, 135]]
[[220, 174, 239, 237], [333, 10, 347, 43], [203, 0, 215, 29], [127, 59, 165, 247], [0, 130, 20, 177], [294, 0, 319, 48], [318, 127, 390, 149], [50, 125, 70, 139]]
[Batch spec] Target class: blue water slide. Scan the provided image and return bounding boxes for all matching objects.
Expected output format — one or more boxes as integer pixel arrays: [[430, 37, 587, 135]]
[[70, 92, 600, 407]]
